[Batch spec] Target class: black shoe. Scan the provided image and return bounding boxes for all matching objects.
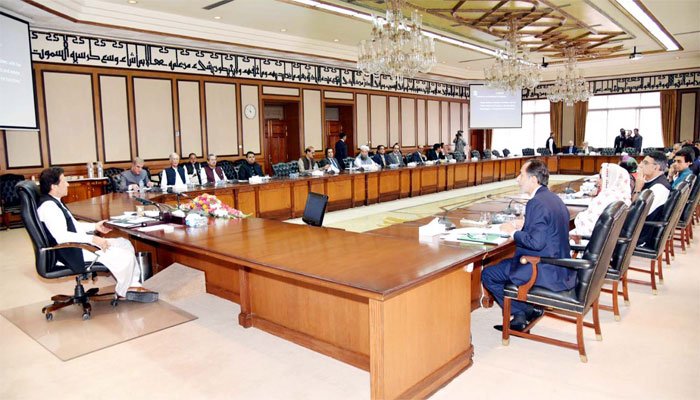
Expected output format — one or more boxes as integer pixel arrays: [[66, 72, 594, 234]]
[[526, 307, 545, 323], [493, 314, 528, 332]]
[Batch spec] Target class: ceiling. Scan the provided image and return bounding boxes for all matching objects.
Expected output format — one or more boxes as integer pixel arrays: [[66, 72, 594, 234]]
[[2, 0, 699, 82]]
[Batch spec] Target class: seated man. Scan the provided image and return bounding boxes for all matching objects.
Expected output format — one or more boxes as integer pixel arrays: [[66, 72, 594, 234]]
[[238, 151, 264, 180], [200, 153, 229, 185], [563, 140, 578, 154], [318, 147, 341, 174], [668, 148, 694, 189], [354, 145, 379, 171], [118, 157, 153, 191], [372, 145, 388, 168], [580, 141, 592, 155], [409, 145, 426, 164], [426, 143, 442, 161], [634, 151, 671, 248], [386, 143, 405, 167], [298, 147, 318, 173], [482, 160, 574, 332], [160, 152, 191, 189], [184, 152, 203, 185], [37, 167, 157, 302]]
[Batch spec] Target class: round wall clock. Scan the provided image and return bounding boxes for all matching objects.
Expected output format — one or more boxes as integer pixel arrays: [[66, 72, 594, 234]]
[[244, 104, 257, 119]]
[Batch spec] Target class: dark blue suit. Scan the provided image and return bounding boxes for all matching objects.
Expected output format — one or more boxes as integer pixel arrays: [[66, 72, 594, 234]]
[[482, 186, 575, 316], [564, 146, 578, 154]]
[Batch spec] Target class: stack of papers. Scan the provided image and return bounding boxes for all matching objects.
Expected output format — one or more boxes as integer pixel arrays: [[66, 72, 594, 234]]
[[441, 227, 510, 245], [108, 214, 159, 228]]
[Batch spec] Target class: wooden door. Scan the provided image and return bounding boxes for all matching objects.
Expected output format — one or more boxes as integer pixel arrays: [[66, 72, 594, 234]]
[[326, 121, 343, 152], [265, 119, 288, 172]]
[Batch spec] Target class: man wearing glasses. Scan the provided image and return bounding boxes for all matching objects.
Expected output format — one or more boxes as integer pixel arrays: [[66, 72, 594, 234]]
[[634, 151, 671, 248]]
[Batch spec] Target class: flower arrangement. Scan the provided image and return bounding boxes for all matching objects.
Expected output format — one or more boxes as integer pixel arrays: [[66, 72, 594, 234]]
[[180, 193, 246, 219]]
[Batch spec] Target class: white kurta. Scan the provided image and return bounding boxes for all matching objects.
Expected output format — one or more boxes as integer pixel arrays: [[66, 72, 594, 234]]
[[37, 197, 141, 296]]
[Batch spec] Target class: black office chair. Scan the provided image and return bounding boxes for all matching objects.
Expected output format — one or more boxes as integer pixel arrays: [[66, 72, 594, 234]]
[[1, 173, 25, 229], [491, 149, 501, 158], [501, 201, 628, 362], [343, 157, 356, 170], [483, 149, 492, 159], [600, 147, 615, 156], [16, 181, 117, 320], [103, 167, 124, 193], [470, 150, 481, 160], [522, 148, 535, 156], [623, 147, 638, 156], [272, 162, 290, 177], [572, 190, 654, 320], [502, 149, 511, 157], [302, 192, 329, 227], [675, 174, 700, 250], [453, 151, 466, 162], [629, 181, 690, 294], [536, 147, 551, 156], [216, 160, 237, 180]]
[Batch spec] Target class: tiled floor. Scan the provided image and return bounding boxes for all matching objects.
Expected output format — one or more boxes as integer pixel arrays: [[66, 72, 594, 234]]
[[1, 177, 698, 399]]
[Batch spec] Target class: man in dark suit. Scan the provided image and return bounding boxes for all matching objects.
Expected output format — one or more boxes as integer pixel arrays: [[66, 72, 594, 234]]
[[563, 140, 578, 154], [482, 159, 574, 332], [335, 133, 348, 170], [426, 143, 443, 161], [409, 145, 426, 164], [614, 128, 626, 154], [386, 143, 405, 166], [237, 151, 264, 180], [318, 147, 341, 174], [372, 145, 388, 168], [633, 128, 643, 153], [545, 132, 558, 154], [184, 153, 203, 184]]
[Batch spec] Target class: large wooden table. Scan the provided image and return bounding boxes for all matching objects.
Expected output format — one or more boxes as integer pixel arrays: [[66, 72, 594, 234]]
[[70, 196, 475, 399]]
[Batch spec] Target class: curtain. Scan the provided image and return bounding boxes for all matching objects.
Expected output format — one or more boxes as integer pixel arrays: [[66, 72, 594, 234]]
[[484, 129, 493, 150], [660, 90, 677, 147], [573, 101, 588, 147], [549, 101, 563, 147]]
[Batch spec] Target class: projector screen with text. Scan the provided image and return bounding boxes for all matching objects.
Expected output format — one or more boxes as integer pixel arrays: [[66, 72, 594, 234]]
[[469, 85, 522, 129], [0, 12, 37, 130]]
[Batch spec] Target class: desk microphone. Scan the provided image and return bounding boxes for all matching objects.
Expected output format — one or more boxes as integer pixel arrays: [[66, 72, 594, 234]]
[[563, 182, 575, 194], [134, 197, 174, 218], [503, 199, 518, 215]]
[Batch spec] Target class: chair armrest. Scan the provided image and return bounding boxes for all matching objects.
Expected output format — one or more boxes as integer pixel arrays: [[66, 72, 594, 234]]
[[516, 256, 541, 301], [570, 244, 586, 252], [617, 237, 632, 244], [643, 221, 667, 228], [539, 257, 594, 270], [42, 242, 101, 254]]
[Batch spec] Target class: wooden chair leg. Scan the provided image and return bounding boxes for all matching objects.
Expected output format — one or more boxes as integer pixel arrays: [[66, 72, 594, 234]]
[[680, 229, 687, 253], [687, 225, 692, 244], [576, 315, 587, 363], [650, 259, 658, 295], [622, 273, 630, 306], [669, 236, 675, 261], [502, 297, 512, 346], [657, 254, 664, 284], [611, 281, 621, 321], [592, 299, 602, 340]]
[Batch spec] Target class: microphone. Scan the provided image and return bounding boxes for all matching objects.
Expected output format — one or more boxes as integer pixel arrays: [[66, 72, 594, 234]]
[[503, 199, 518, 215], [133, 197, 174, 218], [563, 182, 575, 194], [438, 196, 487, 230]]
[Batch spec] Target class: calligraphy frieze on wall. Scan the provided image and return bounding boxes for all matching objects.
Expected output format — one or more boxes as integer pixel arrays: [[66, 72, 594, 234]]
[[30, 30, 469, 99]]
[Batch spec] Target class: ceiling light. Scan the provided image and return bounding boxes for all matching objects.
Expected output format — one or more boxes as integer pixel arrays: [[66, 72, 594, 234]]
[[629, 46, 643, 60], [333, 38, 339, 42], [280, 28, 287, 32], [214, 16, 221, 20], [615, 0, 679, 51], [290, 0, 496, 57], [127, 0, 137, 3]]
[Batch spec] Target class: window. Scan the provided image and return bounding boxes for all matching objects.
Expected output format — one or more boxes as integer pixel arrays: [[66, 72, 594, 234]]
[[584, 92, 663, 148], [491, 99, 550, 154]]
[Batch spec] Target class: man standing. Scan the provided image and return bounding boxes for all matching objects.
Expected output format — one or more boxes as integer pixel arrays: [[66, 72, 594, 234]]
[[184, 153, 203, 185], [386, 143, 405, 167], [634, 151, 671, 248], [298, 147, 318, 173], [160, 152, 191, 188], [614, 128, 626, 154], [238, 151, 264, 180], [37, 167, 157, 302], [319, 148, 341, 174], [118, 157, 153, 191], [201, 153, 228, 184], [545, 132, 558, 154], [633, 128, 643, 153], [482, 160, 573, 332], [335, 132, 348, 170], [372, 145, 388, 168]]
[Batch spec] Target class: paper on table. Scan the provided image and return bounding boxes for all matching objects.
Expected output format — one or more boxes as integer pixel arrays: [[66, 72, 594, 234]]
[[442, 226, 510, 245]]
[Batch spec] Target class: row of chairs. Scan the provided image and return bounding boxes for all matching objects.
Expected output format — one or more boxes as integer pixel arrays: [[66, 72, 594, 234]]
[[498, 172, 700, 362]]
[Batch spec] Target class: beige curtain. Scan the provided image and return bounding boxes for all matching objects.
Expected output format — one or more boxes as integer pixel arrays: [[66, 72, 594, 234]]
[[660, 90, 677, 147], [573, 101, 588, 147], [549, 101, 563, 146], [484, 129, 493, 150]]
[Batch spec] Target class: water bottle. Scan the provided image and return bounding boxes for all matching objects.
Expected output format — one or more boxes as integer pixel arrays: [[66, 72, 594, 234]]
[[87, 162, 94, 179], [96, 161, 103, 178]]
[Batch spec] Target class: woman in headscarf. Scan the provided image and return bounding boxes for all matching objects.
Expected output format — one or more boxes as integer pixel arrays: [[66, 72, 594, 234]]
[[570, 163, 631, 237], [619, 156, 638, 193]]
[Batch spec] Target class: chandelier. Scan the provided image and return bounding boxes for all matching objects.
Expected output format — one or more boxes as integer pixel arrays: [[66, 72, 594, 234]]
[[547, 47, 592, 106], [483, 20, 541, 92], [357, 0, 436, 82]]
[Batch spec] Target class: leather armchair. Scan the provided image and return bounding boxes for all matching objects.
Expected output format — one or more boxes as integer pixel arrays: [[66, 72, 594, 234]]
[[0, 173, 25, 229], [103, 167, 124, 193], [521, 148, 535, 156], [217, 160, 237, 180], [674, 174, 700, 252], [16, 180, 117, 320], [629, 181, 691, 294], [483, 149, 492, 159], [470, 150, 481, 160], [502, 148, 511, 157], [536, 147, 551, 156], [501, 201, 628, 362]]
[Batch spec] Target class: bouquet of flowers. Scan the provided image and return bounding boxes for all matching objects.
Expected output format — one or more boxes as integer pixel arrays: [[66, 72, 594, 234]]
[[180, 193, 246, 219]]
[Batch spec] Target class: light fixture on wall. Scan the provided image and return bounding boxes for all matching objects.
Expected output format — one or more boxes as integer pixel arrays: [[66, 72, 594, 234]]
[[629, 46, 643, 60], [357, 0, 436, 82], [483, 19, 541, 93], [547, 47, 591, 106]]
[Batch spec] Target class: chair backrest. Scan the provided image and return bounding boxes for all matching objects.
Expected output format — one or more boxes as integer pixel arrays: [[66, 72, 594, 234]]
[[343, 157, 355, 169], [536, 147, 551, 156], [610, 190, 654, 276], [642, 147, 656, 155], [453, 151, 465, 162], [578, 201, 628, 310], [0, 174, 26, 207], [470, 150, 480, 159], [102, 167, 124, 193], [287, 161, 299, 174], [623, 147, 638, 155], [647, 181, 690, 252], [16, 181, 66, 278], [272, 162, 289, 177], [601, 147, 615, 156], [483, 149, 492, 159], [491, 149, 501, 158], [679, 173, 700, 225], [302, 192, 329, 227], [502, 148, 510, 157], [217, 160, 237, 180]]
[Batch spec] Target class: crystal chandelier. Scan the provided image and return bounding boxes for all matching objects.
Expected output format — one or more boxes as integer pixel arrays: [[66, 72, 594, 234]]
[[483, 20, 541, 92], [547, 47, 592, 106], [357, 0, 436, 82]]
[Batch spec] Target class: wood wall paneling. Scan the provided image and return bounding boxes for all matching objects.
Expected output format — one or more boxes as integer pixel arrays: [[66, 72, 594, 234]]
[[325, 91, 354, 100], [44, 72, 98, 165], [370, 95, 388, 147], [427, 100, 440, 147], [133, 77, 175, 160], [303, 89, 323, 150], [356, 94, 369, 148], [99, 75, 131, 162], [204, 82, 238, 156], [389, 97, 399, 146], [177, 80, 203, 157], [441, 101, 450, 144], [400, 98, 416, 147], [5, 130, 41, 167], [263, 86, 300, 96], [240, 85, 260, 154], [417, 99, 427, 146]]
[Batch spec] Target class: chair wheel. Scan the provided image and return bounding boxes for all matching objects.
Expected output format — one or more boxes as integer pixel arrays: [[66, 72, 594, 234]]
[[45, 312, 53, 321], [82, 312, 91, 320]]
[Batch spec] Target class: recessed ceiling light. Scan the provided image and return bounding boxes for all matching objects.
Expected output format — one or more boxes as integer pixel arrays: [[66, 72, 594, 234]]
[[214, 16, 221, 20], [675, 56, 680, 60], [280, 28, 287, 32], [333, 38, 339, 42], [615, 0, 679, 51], [127, 0, 137, 3]]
